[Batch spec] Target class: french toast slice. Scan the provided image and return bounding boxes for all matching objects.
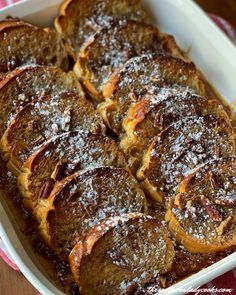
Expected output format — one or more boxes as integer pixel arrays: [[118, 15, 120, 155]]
[[18, 131, 127, 214], [55, 0, 147, 60], [74, 20, 186, 101], [0, 65, 84, 137], [137, 115, 236, 206], [120, 93, 227, 173], [98, 54, 206, 135], [166, 157, 236, 253], [39, 168, 148, 257], [0, 19, 68, 73], [69, 213, 175, 295], [0, 93, 105, 176]]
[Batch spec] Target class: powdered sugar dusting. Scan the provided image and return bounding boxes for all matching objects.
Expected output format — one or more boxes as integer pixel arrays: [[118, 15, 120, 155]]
[[2, 66, 81, 132], [82, 214, 173, 294], [49, 168, 147, 256], [104, 53, 204, 133], [143, 115, 235, 206], [171, 157, 236, 246], [69, 0, 146, 53], [83, 21, 164, 93], [7, 92, 103, 164]]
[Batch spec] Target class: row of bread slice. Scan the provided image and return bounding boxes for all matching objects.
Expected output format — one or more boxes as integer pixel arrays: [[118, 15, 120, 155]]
[[96, 51, 236, 253], [32, 162, 175, 294], [55, 0, 188, 101], [0, 17, 86, 170], [0, 65, 105, 175], [18, 132, 176, 294]]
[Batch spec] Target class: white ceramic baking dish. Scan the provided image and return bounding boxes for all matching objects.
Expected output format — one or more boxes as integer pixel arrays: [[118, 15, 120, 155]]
[[0, 0, 236, 294]]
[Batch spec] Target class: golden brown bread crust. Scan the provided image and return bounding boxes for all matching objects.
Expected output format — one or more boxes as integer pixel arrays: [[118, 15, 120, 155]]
[[73, 20, 187, 101], [0, 19, 68, 73], [0, 19, 32, 31], [120, 94, 229, 173], [98, 54, 206, 135], [166, 157, 236, 253], [69, 213, 175, 295], [18, 131, 127, 215], [55, 0, 148, 59], [137, 115, 236, 206], [0, 65, 84, 138], [38, 168, 148, 258], [0, 93, 105, 176]]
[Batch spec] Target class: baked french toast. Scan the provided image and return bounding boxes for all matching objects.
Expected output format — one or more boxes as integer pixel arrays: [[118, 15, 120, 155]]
[[69, 213, 174, 295], [18, 131, 127, 215], [166, 157, 236, 253], [0, 19, 68, 73], [0, 93, 105, 176], [0, 65, 84, 137], [55, 0, 147, 60], [39, 168, 148, 257], [137, 115, 236, 205], [0, 1, 234, 293], [120, 93, 228, 173], [74, 20, 186, 101], [98, 54, 206, 135]]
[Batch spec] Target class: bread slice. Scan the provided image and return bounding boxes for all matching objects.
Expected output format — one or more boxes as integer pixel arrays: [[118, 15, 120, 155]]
[[38, 168, 148, 258], [0, 65, 85, 138], [69, 213, 175, 295], [0, 93, 105, 176], [0, 19, 68, 73], [137, 115, 236, 206], [73, 20, 186, 101], [55, 0, 147, 59], [98, 54, 206, 135], [120, 93, 227, 173], [18, 131, 127, 214], [166, 157, 236, 253]]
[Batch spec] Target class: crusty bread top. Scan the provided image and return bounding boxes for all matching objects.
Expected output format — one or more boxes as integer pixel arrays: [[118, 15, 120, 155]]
[[99, 54, 206, 134], [0, 18, 32, 31], [0, 19, 68, 73], [137, 115, 236, 205], [73, 20, 185, 101], [40, 168, 148, 256], [120, 93, 225, 173], [166, 157, 236, 253], [0, 92, 105, 175], [18, 131, 127, 213], [55, 0, 147, 59], [0, 65, 84, 137], [69, 213, 174, 295]]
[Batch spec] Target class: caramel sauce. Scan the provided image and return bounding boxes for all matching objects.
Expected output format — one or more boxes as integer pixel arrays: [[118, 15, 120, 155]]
[[0, 158, 79, 295]]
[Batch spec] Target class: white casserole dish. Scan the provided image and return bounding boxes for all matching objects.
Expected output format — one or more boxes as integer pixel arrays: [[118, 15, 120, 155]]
[[0, 0, 236, 294]]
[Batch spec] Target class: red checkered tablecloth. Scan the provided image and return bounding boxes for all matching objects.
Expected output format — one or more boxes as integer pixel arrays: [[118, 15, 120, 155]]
[[0, 0, 18, 8], [0, 0, 236, 294]]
